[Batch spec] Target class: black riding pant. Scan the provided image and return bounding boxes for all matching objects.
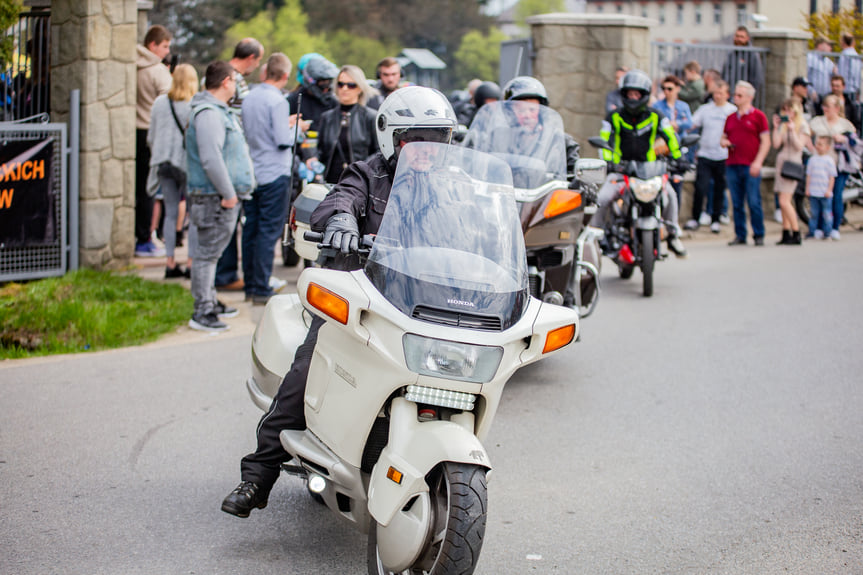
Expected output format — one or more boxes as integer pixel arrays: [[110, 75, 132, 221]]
[[240, 315, 324, 490]]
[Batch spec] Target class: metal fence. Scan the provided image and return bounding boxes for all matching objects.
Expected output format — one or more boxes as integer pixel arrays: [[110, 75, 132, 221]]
[[805, 50, 863, 97], [651, 42, 769, 109], [1, 11, 51, 123], [0, 121, 69, 281]]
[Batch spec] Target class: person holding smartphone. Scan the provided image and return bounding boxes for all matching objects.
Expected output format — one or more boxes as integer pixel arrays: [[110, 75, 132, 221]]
[[772, 98, 810, 244]]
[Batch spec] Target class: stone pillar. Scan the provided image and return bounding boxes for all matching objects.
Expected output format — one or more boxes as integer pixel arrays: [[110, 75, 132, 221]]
[[751, 28, 812, 115], [51, 0, 137, 269], [528, 13, 652, 150]]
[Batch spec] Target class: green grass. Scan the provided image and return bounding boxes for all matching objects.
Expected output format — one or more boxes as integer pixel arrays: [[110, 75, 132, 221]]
[[0, 269, 193, 359]]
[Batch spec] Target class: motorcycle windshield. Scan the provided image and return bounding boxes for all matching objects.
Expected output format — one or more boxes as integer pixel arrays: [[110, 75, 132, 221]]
[[463, 101, 567, 189], [364, 142, 529, 331], [622, 160, 667, 179]]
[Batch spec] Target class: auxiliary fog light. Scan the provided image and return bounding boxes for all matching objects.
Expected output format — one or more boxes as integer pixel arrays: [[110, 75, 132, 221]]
[[405, 385, 477, 411], [308, 474, 327, 494], [403, 333, 503, 383]]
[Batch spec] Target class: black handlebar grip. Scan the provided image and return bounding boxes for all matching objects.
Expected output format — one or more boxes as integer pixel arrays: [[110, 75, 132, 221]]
[[304, 231, 323, 243]]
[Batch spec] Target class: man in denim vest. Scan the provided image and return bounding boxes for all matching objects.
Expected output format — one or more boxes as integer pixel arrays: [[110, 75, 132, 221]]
[[185, 61, 254, 331]]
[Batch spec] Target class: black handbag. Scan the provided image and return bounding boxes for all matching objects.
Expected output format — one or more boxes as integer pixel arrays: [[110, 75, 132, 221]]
[[780, 160, 805, 181]]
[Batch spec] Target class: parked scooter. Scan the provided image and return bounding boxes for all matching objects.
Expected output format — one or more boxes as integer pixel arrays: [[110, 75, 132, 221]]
[[247, 143, 579, 575], [464, 100, 605, 318], [588, 135, 698, 297]]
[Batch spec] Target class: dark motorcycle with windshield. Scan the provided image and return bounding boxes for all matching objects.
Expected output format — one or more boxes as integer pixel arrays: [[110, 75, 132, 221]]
[[464, 100, 606, 318], [588, 134, 699, 297]]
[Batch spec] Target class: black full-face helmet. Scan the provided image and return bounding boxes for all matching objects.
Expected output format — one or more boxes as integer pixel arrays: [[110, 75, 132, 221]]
[[619, 69, 652, 113], [502, 76, 549, 106]]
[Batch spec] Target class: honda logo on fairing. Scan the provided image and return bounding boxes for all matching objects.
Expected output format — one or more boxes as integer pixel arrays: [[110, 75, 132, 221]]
[[448, 299, 475, 308]]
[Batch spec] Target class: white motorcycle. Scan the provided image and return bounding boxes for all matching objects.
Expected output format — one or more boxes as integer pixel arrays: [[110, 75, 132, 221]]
[[247, 143, 579, 574]]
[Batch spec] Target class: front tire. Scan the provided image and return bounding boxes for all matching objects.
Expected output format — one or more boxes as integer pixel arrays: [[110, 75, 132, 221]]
[[640, 229, 654, 297], [368, 462, 488, 575]]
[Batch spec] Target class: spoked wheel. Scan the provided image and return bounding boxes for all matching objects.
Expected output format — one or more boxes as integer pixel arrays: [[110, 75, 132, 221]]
[[640, 229, 655, 298], [368, 462, 487, 575]]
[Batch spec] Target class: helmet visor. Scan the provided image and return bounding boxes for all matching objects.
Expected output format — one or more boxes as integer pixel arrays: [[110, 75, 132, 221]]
[[393, 127, 453, 145]]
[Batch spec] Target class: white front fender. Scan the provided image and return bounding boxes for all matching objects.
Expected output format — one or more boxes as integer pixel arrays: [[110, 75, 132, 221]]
[[367, 398, 490, 527]]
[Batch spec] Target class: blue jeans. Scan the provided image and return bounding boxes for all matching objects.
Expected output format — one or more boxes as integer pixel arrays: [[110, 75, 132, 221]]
[[832, 172, 849, 231], [809, 196, 833, 236], [725, 164, 765, 240], [242, 176, 290, 297]]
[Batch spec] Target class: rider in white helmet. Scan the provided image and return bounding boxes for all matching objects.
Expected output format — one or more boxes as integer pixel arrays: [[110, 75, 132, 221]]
[[222, 86, 457, 519]]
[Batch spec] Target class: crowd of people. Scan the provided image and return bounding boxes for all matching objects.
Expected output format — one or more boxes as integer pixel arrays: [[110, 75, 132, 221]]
[[135, 26, 429, 332], [605, 25, 863, 246]]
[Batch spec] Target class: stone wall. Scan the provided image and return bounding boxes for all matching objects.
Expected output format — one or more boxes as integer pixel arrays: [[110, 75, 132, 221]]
[[528, 13, 652, 151], [51, 0, 137, 269]]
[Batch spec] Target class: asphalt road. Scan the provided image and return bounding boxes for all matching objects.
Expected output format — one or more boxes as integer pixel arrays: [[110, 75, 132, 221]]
[[1, 232, 862, 574]]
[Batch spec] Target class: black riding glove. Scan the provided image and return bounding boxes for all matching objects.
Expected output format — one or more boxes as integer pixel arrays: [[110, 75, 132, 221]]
[[323, 213, 360, 254]]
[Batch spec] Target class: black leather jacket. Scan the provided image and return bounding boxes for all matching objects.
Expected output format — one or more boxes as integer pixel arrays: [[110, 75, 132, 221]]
[[316, 104, 378, 182]]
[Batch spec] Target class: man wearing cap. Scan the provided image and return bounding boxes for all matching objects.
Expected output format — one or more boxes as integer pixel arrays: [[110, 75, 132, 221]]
[[790, 76, 817, 121]]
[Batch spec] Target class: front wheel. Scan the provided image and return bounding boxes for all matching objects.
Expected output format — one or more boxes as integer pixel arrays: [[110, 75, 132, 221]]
[[368, 462, 488, 575], [640, 229, 654, 297]]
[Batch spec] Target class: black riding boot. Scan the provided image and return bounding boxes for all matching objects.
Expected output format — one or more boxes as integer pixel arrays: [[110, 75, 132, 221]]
[[776, 230, 791, 245]]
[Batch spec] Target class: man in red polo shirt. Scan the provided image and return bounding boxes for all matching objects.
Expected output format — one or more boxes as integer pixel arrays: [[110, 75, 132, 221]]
[[721, 81, 770, 245]]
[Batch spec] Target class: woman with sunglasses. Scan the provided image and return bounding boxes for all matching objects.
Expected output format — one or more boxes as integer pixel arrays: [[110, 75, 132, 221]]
[[309, 65, 378, 183], [654, 75, 693, 209]]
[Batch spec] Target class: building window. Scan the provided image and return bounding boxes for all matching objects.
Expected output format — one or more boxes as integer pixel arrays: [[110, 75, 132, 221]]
[[676, 3, 684, 25], [694, 3, 702, 24], [596, 3, 604, 13], [641, 3, 649, 18], [658, 4, 666, 24], [736, 3, 747, 26], [616, 3, 623, 13], [714, 3, 722, 25]]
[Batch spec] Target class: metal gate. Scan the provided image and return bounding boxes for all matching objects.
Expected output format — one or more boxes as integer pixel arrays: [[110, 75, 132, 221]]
[[0, 122, 69, 281]]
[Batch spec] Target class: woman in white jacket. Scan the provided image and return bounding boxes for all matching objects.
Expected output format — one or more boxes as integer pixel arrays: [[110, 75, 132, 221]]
[[148, 63, 198, 277]]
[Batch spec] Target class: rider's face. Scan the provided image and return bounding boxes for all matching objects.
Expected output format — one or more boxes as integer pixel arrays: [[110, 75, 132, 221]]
[[399, 141, 438, 172], [513, 98, 540, 130]]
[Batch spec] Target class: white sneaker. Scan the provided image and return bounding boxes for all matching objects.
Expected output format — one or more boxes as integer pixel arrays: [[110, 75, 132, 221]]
[[830, 230, 840, 241], [268, 276, 287, 293], [719, 214, 731, 225], [684, 219, 699, 231], [774, 208, 783, 223], [710, 222, 721, 234], [813, 229, 824, 239], [699, 212, 712, 226]]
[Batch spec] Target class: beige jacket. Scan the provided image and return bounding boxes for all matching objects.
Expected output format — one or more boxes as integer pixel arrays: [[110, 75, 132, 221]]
[[136, 45, 172, 129]]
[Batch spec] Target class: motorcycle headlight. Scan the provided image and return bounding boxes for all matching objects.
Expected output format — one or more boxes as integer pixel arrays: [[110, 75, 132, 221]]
[[403, 334, 503, 384], [630, 176, 663, 202]]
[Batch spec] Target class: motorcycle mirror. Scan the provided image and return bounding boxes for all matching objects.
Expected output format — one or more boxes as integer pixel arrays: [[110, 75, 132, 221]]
[[588, 137, 612, 151], [575, 158, 607, 186]]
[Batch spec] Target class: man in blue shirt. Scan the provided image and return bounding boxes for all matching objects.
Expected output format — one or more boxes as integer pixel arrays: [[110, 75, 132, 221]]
[[241, 53, 297, 304]]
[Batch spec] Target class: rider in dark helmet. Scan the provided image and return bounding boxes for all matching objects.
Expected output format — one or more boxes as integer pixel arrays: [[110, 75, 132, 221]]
[[595, 69, 687, 257], [287, 55, 339, 131], [473, 81, 502, 111], [502, 76, 581, 173]]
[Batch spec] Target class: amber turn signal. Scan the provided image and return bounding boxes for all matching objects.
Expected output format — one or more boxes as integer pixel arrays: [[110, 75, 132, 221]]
[[386, 466, 403, 484], [543, 324, 576, 353], [543, 190, 582, 219], [307, 283, 349, 324]]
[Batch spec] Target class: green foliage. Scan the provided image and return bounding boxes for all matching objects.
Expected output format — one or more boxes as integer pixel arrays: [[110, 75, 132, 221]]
[[0, 269, 193, 358], [515, 0, 563, 28], [222, 0, 329, 69], [804, 8, 863, 50], [453, 27, 508, 87], [325, 30, 401, 78], [0, 0, 23, 69]]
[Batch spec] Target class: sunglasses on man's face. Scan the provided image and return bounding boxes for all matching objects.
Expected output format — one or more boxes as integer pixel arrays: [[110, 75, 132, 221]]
[[662, 85, 677, 91], [337, 81, 358, 90]]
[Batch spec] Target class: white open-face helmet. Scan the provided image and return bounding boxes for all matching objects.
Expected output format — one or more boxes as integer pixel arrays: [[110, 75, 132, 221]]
[[376, 85, 457, 161]]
